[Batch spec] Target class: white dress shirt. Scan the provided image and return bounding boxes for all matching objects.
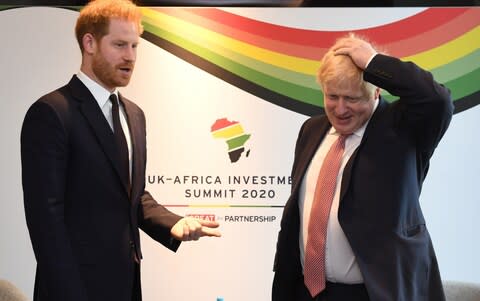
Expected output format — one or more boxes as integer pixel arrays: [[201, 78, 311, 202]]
[[76, 71, 132, 179], [299, 98, 379, 284]]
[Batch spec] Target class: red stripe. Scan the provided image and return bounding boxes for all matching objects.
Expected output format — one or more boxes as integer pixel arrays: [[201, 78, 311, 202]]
[[383, 9, 480, 57], [157, 7, 327, 60], [211, 118, 238, 131], [187, 8, 470, 48], [154, 8, 477, 61]]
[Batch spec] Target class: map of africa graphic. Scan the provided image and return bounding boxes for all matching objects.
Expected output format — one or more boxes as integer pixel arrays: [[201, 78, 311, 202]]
[[211, 118, 251, 163]]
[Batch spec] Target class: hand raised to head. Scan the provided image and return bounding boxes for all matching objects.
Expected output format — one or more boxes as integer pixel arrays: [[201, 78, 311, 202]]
[[170, 217, 221, 241], [332, 36, 377, 70]]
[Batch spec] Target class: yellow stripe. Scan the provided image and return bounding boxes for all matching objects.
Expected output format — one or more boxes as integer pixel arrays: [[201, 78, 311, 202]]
[[402, 25, 480, 70], [143, 9, 479, 75], [212, 124, 244, 139], [142, 8, 319, 75]]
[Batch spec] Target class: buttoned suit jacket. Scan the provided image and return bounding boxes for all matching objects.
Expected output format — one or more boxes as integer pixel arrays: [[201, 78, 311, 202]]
[[21, 75, 182, 301], [272, 55, 453, 301]]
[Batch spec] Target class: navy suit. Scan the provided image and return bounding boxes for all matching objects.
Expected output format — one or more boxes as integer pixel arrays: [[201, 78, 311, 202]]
[[21, 76, 182, 301], [272, 55, 453, 301]]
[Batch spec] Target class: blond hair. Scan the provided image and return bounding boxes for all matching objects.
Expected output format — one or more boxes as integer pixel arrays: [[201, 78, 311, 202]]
[[75, 0, 143, 52], [317, 33, 378, 99]]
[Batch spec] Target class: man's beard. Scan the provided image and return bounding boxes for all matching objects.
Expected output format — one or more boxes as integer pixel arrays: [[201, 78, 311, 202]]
[[92, 53, 133, 89]]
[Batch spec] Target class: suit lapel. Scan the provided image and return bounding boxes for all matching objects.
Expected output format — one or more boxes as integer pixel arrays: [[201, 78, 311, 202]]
[[339, 97, 388, 201], [68, 76, 130, 197], [291, 98, 387, 204], [119, 94, 143, 202], [291, 118, 331, 197]]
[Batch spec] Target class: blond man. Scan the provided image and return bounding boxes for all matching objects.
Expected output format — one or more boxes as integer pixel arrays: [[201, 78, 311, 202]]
[[273, 34, 452, 301]]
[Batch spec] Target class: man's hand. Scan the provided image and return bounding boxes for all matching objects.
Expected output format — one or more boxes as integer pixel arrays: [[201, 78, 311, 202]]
[[170, 217, 221, 241], [332, 36, 377, 70]]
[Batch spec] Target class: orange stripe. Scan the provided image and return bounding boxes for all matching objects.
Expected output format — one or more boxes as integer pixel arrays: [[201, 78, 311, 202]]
[[384, 8, 480, 58]]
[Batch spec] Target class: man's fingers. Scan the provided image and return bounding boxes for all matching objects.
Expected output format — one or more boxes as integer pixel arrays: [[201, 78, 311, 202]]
[[332, 46, 350, 56], [195, 219, 221, 237], [179, 218, 221, 240], [194, 219, 221, 237], [183, 218, 199, 240], [200, 227, 222, 238], [183, 222, 190, 239], [331, 39, 376, 70], [198, 219, 220, 228]]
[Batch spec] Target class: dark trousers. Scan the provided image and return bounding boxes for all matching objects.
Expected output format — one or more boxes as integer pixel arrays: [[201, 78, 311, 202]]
[[295, 276, 370, 301], [131, 263, 142, 301]]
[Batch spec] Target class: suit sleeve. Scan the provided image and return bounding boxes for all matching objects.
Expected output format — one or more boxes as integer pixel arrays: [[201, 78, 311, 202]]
[[134, 108, 182, 251], [364, 54, 454, 153], [139, 190, 182, 251], [21, 100, 89, 301]]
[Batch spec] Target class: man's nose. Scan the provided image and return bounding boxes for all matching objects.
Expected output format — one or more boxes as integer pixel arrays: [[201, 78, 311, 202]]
[[335, 98, 348, 114], [124, 47, 136, 62]]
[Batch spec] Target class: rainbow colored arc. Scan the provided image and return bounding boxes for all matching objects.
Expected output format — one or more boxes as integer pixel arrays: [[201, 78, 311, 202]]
[[140, 7, 480, 115]]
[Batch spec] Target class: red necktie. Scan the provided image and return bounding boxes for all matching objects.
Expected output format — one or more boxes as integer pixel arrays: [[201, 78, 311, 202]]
[[304, 134, 347, 297]]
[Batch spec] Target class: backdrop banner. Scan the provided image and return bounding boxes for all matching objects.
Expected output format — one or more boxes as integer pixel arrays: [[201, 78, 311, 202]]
[[0, 6, 479, 301]]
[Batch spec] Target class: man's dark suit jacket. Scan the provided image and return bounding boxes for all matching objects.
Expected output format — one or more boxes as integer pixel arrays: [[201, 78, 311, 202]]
[[21, 75, 182, 301], [272, 54, 453, 301]]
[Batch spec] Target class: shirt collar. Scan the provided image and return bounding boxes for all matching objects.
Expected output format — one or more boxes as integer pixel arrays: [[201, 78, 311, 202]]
[[329, 97, 379, 138], [77, 71, 118, 107]]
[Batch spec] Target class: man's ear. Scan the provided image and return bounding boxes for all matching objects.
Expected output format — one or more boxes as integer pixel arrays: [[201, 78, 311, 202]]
[[82, 33, 97, 55]]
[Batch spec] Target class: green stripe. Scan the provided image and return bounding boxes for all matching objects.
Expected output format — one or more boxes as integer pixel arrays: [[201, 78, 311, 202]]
[[143, 19, 479, 108], [144, 21, 322, 106], [143, 16, 319, 96], [226, 134, 251, 150], [444, 67, 480, 100], [380, 68, 480, 103], [142, 14, 318, 91], [431, 49, 480, 83], [224, 60, 322, 106], [210, 41, 320, 90]]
